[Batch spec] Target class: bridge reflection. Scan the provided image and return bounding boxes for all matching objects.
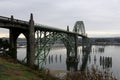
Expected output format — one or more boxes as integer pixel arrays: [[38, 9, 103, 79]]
[[45, 45, 112, 72], [100, 56, 112, 69], [80, 47, 91, 71]]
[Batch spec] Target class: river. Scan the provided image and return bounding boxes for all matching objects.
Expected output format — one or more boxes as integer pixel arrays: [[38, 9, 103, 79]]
[[17, 45, 120, 79]]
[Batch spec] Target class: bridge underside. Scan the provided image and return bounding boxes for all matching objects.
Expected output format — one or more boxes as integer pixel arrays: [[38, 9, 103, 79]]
[[34, 30, 78, 67], [0, 14, 35, 66]]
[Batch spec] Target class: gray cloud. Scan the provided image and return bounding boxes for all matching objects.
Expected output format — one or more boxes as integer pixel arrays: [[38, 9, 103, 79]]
[[0, 0, 120, 37]]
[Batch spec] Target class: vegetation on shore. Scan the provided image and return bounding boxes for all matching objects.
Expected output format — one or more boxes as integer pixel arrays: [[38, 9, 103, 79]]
[[0, 38, 118, 80], [65, 67, 117, 80], [0, 56, 58, 80], [0, 56, 118, 80]]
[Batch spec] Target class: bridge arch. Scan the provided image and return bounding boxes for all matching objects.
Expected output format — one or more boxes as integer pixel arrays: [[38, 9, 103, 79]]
[[9, 28, 29, 58], [73, 21, 86, 35], [0, 14, 35, 66], [0, 27, 29, 59], [17, 33, 27, 60], [35, 31, 75, 67]]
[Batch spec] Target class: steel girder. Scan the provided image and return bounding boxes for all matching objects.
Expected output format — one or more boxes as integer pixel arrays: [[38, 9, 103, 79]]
[[35, 30, 76, 67], [73, 21, 86, 36]]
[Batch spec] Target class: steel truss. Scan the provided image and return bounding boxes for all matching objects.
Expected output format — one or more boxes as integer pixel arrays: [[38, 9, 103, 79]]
[[35, 30, 76, 67]]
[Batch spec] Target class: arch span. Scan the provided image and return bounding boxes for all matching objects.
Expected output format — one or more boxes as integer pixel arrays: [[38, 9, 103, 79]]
[[17, 33, 27, 60], [35, 31, 76, 67], [9, 28, 29, 59], [73, 21, 86, 35]]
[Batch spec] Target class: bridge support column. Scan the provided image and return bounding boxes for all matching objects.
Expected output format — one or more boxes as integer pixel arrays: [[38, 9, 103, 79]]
[[9, 29, 17, 59], [82, 37, 86, 51], [66, 34, 78, 68], [66, 26, 70, 58], [82, 37, 91, 51], [27, 13, 35, 66], [74, 34, 78, 58], [9, 29, 20, 59]]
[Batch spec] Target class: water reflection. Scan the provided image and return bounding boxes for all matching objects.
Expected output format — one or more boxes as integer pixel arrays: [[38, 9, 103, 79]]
[[80, 47, 91, 71], [60, 54, 62, 63], [17, 46, 118, 78], [47, 54, 62, 64], [98, 47, 104, 53], [100, 56, 112, 69], [44, 46, 113, 72], [66, 62, 78, 71], [88, 55, 91, 64], [91, 46, 105, 53]]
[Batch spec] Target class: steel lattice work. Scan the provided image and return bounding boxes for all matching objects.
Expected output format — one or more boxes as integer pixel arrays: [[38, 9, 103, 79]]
[[0, 14, 90, 67], [73, 21, 86, 36], [35, 31, 75, 67], [34, 21, 88, 67]]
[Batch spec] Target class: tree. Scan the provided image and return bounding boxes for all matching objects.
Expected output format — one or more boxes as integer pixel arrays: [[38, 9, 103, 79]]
[[0, 39, 10, 55]]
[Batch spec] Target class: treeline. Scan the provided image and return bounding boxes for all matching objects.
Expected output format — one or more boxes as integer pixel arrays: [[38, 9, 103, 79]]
[[90, 37, 120, 45], [0, 39, 9, 49], [91, 38, 120, 42], [0, 39, 9, 55], [1, 37, 120, 45]]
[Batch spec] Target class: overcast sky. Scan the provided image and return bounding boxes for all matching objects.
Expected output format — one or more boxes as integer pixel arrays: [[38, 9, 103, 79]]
[[0, 0, 120, 37]]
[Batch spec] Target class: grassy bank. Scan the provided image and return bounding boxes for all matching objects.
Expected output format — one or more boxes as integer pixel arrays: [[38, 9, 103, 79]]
[[0, 56, 117, 80], [0, 56, 58, 80]]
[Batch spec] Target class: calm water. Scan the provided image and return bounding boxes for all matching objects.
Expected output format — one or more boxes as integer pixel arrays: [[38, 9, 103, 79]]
[[17, 45, 120, 78]]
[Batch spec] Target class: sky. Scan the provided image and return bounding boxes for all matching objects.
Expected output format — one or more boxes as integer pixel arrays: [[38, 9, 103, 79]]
[[0, 0, 120, 37]]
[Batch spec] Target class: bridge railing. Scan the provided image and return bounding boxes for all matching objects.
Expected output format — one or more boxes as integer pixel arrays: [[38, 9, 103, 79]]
[[0, 16, 87, 37], [35, 23, 66, 31], [0, 16, 28, 25], [0, 16, 10, 21], [35, 23, 87, 37]]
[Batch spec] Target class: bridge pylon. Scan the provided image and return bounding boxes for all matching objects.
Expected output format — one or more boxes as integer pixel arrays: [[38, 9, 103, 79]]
[[82, 37, 91, 52], [9, 15, 21, 59], [27, 13, 35, 66], [8, 14, 35, 66]]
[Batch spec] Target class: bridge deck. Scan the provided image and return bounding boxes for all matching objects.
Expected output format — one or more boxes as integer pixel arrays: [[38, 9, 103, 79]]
[[0, 16, 86, 37], [35, 24, 85, 37]]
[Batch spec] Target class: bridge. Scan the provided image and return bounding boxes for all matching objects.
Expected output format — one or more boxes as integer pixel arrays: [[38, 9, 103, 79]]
[[0, 14, 89, 67]]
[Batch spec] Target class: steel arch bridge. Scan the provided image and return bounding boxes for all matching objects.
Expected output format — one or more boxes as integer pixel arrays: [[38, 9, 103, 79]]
[[0, 14, 89, 67]]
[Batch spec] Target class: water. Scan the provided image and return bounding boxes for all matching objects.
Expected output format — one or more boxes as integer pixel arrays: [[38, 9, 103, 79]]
[[17, 45, 120, 78]]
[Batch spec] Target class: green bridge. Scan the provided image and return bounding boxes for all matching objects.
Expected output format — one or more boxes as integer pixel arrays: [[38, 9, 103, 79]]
[[0, 14, 90, 67]]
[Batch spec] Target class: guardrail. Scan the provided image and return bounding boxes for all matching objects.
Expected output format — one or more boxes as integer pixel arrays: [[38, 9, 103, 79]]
[[0, 16, 28, 25], [0, 16, 87, 37]]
